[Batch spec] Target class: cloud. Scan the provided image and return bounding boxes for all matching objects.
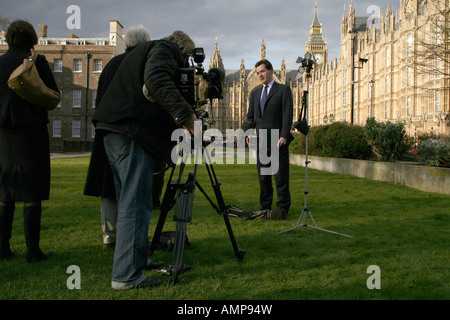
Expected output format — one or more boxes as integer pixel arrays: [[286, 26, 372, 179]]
[[2, 0, 397, 70]]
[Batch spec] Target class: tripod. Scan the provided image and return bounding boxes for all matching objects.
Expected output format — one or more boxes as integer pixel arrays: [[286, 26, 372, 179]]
[[278, 55, 351, 238], [149, 136, 245, 284]]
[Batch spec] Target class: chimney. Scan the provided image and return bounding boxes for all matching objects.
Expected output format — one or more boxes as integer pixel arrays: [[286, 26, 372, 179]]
[[39, 24, 48, 38], [109, 20, 125, 54]]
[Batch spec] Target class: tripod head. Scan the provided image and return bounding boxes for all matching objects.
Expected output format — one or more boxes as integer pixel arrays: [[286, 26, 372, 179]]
[[293, 52, 320, 135], [296, 52, 316, 77]]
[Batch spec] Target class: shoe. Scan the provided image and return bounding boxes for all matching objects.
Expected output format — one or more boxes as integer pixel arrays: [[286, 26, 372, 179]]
[[0, 249, 15, 260], [145, 260, 164, 270], [134, 277, 162, 288], [266, 209, 286, 220], [26, 249, 52, 262], [0, 204, 15, 260], [23, 205, 52, 262]]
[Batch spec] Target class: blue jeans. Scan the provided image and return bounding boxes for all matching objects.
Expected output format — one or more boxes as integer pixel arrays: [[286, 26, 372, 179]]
[[103, 133, 155, 289]]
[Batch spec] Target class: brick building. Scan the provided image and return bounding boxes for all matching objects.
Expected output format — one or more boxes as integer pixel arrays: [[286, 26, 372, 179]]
[[0, 20, 125, 153]]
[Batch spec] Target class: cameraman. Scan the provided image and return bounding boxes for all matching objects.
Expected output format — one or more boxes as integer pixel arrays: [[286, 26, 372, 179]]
[[92, 31, 196, 289]]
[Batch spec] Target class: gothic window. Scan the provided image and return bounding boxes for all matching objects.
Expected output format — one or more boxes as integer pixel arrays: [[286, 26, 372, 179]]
[[407, 34, 413, 57], [435, 91, 440, 113], [407, 97, 411, 116], [407, 67, 412, 87], [436, 19, 441, 44], [385, 46, 390, 67], [435, 56, 440, 78]]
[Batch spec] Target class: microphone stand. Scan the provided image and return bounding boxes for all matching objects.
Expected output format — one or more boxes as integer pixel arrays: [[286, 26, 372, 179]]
[[277, 53, 351, 238]]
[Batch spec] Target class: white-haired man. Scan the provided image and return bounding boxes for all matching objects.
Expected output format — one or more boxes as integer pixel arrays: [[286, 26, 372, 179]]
[[84, 25, 151, 250]]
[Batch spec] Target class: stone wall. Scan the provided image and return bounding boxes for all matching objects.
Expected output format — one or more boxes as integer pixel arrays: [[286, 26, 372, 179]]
[[290, 154, 450, 195]]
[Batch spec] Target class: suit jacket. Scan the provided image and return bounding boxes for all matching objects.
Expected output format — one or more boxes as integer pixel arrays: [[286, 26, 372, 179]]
[[247, 81, 293, 142]]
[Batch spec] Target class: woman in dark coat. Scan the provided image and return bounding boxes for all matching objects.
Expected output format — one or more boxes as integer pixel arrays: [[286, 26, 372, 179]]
[[0, 20, 58, 261]]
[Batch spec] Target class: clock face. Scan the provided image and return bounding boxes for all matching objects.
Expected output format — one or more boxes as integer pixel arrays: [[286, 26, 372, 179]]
[[314, 54, 324, 65]]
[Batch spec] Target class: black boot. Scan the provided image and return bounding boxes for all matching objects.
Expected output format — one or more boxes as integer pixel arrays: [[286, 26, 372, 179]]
[[0, 204, 15, 260], [23, 205, 52, 262]]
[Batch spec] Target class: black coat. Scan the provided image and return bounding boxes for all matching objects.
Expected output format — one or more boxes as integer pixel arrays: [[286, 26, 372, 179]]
[[0, 45, 59, 202], [92, 40, 194, 163], [84, 48, 133, 199], [0, 45, 59, 128]]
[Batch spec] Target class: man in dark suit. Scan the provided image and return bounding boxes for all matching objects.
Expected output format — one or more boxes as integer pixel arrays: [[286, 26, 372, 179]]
[[247, 59, 293, 218]]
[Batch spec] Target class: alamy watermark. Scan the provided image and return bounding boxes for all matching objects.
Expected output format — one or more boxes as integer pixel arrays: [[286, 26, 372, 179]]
[[367, 5, 382, 30], [366, 265, 381, 290], [65, 264, 381, 290], [171, 121, 280, 176], [66, 265, 81, 290], [66, 5, 81, 30]]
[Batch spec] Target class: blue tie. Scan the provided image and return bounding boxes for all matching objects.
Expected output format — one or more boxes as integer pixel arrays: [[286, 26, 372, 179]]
[[260, 85, 268, 117]]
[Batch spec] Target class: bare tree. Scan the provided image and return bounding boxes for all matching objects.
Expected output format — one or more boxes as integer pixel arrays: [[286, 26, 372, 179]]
[[415, 0, 449, 77], [0, 14, 11, 33]]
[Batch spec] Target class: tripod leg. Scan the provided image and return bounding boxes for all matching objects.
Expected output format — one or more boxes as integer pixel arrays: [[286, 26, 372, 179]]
[[161, 172, 195, 283], [204, 163, 245, 262], [222, 211, 245, 262], [149, 165, 178, 255], [149, 180, 177, 255]]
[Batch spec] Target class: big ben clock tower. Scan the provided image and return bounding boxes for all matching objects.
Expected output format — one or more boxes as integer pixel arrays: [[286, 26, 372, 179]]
[[305, 1, 328, 66]]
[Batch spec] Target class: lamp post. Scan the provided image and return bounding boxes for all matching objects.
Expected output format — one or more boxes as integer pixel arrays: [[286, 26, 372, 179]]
[[85, 52, 91, 150], [369, 79, 374, 119], [349, 29, 369, 124], [349, 29, 357, 124]]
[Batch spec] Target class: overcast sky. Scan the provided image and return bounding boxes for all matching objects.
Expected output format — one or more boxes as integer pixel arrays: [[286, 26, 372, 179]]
[[3, 0, 398, 70]]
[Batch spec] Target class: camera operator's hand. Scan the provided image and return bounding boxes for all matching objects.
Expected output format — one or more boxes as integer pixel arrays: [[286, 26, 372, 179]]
[[182, 114, 197, 135]]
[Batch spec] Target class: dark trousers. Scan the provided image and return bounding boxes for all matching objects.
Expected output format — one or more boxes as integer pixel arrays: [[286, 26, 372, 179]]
[[257, 143, 291, 213]]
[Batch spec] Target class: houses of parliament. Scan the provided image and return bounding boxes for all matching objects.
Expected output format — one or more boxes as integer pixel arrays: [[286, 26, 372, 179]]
[[1, 0, 448, 153]]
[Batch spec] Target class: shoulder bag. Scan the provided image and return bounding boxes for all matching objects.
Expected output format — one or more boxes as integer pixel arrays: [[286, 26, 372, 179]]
[[7, 50, 60, 110]]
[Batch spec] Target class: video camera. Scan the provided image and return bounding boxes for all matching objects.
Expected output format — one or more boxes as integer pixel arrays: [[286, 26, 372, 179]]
[[178, 48, 225, 120]]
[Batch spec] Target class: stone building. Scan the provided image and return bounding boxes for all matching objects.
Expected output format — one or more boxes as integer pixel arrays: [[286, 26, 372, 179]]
[[213, 0, 449, 137], [306, 0, 449, 137], [208, 38, 301, 132], [1, 0, 448, 154]]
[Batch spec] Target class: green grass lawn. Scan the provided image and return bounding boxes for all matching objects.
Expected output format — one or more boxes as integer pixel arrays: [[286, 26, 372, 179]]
[[0, 156, 448, 300]]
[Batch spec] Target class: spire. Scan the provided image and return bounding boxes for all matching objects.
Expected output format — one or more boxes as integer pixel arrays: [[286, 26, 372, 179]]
[[260, 39, 266, 60], [208, 36, 224, 70], [310, 1, 324, 35], [306, 1, 328, 64], [348, 0, 355, 29], [240, 58, 245, 79], [312, 1, 321, 28]]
